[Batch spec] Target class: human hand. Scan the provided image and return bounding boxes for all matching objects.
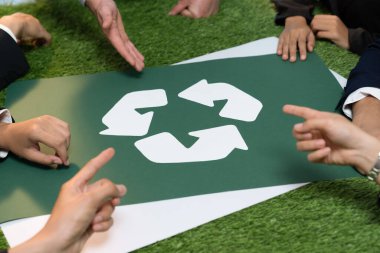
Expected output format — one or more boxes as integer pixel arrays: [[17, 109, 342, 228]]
[[0, 115, 70, 166], [277, 16, 315, 62], [169, 0, 220, 19], [0, 12, 51, 46], [85, 0, 145, 71], [10, 148, 127, 253], [283, 104, 380, 174], [311, 15, 349, 49]]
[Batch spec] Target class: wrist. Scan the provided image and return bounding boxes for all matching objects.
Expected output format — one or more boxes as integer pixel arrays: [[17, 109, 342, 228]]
[[9, 229, 61, 253], [0, 122, 12, 152], [0, 15, 22, 40], [285, 16, 307, 26], [352, 141, 380, 176]]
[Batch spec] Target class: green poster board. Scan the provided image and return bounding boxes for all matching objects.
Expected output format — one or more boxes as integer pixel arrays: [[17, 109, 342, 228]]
[[0, 54, 357, 222]]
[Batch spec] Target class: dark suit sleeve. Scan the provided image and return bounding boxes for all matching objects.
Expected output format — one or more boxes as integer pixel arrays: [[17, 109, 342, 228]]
[[337, 39, 380, 112], [272, 0, 315, 25], [0, 29, 29, 91], [348, 28, 380, 55]]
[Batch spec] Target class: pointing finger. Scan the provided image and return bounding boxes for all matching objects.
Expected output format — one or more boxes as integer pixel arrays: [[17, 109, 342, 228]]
[[72, 148, 115, 184]]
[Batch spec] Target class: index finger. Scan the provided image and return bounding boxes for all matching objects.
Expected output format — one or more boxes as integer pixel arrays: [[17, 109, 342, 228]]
[[283, 104, 320, 120], [72, 148, 115, 184], [169, 0, 188, 15]]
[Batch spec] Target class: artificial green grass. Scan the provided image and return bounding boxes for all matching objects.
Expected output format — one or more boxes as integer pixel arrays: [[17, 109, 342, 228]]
[[1, 0, 378, 252]]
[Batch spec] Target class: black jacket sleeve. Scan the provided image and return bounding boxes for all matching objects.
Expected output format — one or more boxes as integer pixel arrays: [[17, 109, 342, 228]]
[[337, 39, 380, 112], [349, 28, 380, 55], [272, 0, 315, 25], [0, 29, 29, 91]]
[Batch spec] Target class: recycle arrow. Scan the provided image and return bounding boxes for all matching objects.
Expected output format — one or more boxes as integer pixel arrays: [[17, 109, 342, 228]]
[[134, 125, 248, 163], [178, 79, 262, 122], [100, 89, 167, 136]]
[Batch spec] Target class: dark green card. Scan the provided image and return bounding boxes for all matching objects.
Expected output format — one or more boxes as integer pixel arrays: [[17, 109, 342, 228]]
[[0, 54, 356, 222]]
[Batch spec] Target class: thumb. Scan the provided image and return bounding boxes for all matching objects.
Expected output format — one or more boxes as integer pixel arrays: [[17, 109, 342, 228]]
[[98, 8, 114, 30], [307, 32, 315, 52], [26, 149, 63, 166], [181, 9, 195, 18], [169, 0, 188, 15]]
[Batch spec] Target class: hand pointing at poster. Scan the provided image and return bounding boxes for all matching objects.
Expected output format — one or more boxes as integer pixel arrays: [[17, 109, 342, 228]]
[[283, 104, 380, 177], [9, 148, 127, 253]]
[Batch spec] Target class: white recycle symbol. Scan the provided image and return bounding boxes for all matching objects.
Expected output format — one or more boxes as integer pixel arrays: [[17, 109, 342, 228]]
[[100, 79, 263, 164]]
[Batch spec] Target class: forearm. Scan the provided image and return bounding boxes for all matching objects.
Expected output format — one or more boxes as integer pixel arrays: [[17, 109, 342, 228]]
[[337, 39, 380, 115], [0, 29, 29, 90], [9, 230, 61, 253], [352, 96, 380, 141]]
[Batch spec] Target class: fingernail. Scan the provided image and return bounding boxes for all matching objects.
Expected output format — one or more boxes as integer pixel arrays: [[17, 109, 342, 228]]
[[53, 159, 63, 165], [117, 184, 127, 194]]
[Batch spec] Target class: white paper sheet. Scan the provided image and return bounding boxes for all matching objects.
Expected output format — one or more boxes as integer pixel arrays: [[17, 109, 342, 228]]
[[0, 0, 35, 5], [2, 37, 347, 252]]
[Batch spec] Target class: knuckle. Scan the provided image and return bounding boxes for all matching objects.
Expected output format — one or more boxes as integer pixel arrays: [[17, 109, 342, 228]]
[[61, 181, 71, 191], [324, 119, 334, 128], [99, 179, 117, 192], [39, 115, 50, 122], [30, 122, 41, 134], [14, 12, 27, 18], [55, 137, 66, 146], [65, 131, 71, 140], [108, 218, 114, 227], [63, 121, 70, 130], [99, 178, 113, 187], [193, 12, 204, 19]]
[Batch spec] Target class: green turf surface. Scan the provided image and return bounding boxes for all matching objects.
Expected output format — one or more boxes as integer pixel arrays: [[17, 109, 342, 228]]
[[1, 0, 379, 252]]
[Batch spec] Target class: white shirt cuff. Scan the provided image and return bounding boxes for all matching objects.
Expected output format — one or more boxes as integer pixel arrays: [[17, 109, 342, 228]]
[[0, 109, 12, 158], [342, 87, 380, 118], [0, 24, 17, 43], [80, 0, 86, 5]]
